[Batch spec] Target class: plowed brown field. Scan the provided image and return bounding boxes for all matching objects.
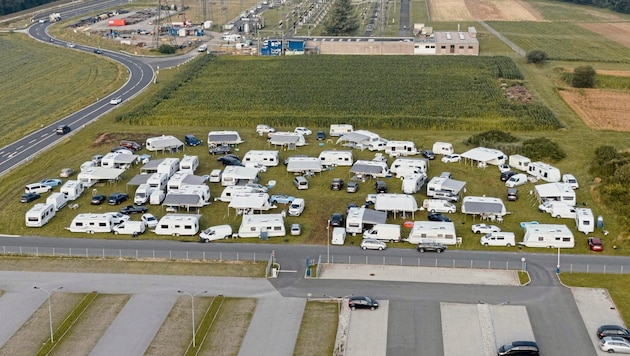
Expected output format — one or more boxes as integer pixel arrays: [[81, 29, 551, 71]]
[[560, 89, 630, 131], [429, 0, 543, 21]]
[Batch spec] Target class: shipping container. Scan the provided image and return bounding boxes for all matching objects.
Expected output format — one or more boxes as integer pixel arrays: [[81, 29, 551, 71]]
[[108, 19, 126, 26]]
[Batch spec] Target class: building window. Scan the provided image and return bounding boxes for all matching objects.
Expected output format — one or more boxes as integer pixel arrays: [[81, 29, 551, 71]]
[[459, 46, 464, 49], [441, 46, 446, 49], [468, 46, 473, 49]]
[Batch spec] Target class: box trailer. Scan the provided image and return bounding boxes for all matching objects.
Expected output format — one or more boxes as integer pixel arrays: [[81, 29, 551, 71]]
[[522, 224, 574, 248], [318, 150, 353, 167], [67, 213, 114, 233], [25, 203, 56, 227], [238, 213, 286, 238], [60, 180, 84, 201], [575, 207, 595, 234], [405, 221, 457, 245], [154, 214, 201, 236]]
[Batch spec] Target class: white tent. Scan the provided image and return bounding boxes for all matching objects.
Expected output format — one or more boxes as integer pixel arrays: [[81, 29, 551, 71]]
[[374, 194, 419, 219], [461, 147, 506, 166]]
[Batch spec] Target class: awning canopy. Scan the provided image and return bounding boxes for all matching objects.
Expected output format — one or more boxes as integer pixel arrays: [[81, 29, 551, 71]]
[[127, 174, 151, 186], [140, 159, 164, 173]]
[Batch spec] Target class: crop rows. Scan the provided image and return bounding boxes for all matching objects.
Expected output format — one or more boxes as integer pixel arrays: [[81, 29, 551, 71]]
[[487, 21, 630, 62], [123, 55, 560, 131]]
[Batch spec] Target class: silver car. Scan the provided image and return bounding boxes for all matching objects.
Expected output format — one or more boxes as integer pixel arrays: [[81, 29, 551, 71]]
[[600, 337, 630, 353], [360, 238, 387, 251]]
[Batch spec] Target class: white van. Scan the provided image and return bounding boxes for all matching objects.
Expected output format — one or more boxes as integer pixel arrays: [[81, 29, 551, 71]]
[[25, 183, 53, 194], [293, 176, 309, 190], [422, 199, 456, 214], [288, 198, 305, 216], [362, 224, 401, 242], [209, 169, 222, 183], [505, 173, 528, 188], [112, 221, 146, 236], [199, 225, 233, 242], [331, 227, 346, 245], [562, 174, 579, 189], [480, 232, 515, 247], [549, 203, 576, 219]]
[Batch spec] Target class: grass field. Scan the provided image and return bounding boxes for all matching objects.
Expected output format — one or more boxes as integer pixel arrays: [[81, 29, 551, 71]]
[[561, 273, 630, 325]]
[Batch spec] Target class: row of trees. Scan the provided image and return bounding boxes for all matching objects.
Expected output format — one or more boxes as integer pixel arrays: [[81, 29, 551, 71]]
[[554, 0, 630, 14], [0, 0, 56, 16]]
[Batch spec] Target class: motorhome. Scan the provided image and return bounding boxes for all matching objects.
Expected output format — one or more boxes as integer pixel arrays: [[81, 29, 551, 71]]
[[534, 182, 576, 206], [179, 155, 199, 174], [67, 213, 114, 233], [401, 173, 427, 194], [134, 184, 155, 205], [575, 207, 595, 234], [147, 173, 169, 191], [154, 214, 201, 236], [238, 213, 286, 238], [149, 189, 166, 205], [480, 232, 515, 247], [46, 192, 68, 211], [318, 150, 353, 167], [345, 206, 388, 234], [362, 224, 401, 242], [528, 161, 561, 183], [25, 203, 55, 227], [243, 150, 280, 167], [207, 130, 244, 147], [422, 199, 456, 214], [521, 224, 574, 248], [405, 221, 457, 245], [157, 157, 180, 178], [390, 157, 428, 177], [268, 131, 307, 147], [221, 166, 259, 186], [385, 141, 418, 157], [508, 154, 531, 172], [60, 180, 84, 201], [432, 142, 454, 155], [331, 227, 347, 245], [112, 221, 146, 236], [329, 124, 353, 137], [145, 135, 184, 152]]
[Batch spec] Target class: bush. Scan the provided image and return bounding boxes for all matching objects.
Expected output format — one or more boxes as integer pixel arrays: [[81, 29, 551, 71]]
[[520, 137, 566, 162], [572, 65, 596, 88], [158, 44, 177, 54], [464, 130, 520, 146], [526, 50, 548, 64]]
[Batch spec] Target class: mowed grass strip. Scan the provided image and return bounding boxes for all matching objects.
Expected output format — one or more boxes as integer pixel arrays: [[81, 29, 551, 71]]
[[561, 273, 630, 325], [293, 301, 338, 356], [200, 297, 257, 355]]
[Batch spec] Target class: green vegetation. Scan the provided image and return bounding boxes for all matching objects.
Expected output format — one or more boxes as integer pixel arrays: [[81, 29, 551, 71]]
[[158, 44, 177, 54], [486, 21, 630, 62], [294, 301, 338, 355], [526, 50, 548, 65], [549, 0, 630, 14], [529, 0, 630, 21], [572, 65, 596, 88], [0, 0, 56, 16], [561, 273, 630, 324], [589, 146, 630, 227], [186, 295, 225, 355], [323, 0, 359, 35]]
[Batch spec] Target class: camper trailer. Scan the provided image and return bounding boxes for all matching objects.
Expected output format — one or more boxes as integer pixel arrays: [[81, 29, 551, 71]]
[[385, 141, 418, 157], [350, 160, 390, 178], [221, 166, 259, 186], [25, 203, 56, 227], [329, 124, 353, 137], [390, 157, 428, 177], [179, 155, 199, 174], [207, 130, 244, 147], [521, 224, 574, 248], [228, 193, 273, 214], [461, 196, 506, 217], [318, 150, 354, 167], [402, 173, 427, 194], [237, 213, 286, 238], [46, 192, 68, 211], [534, 182, 576, 206], [60, 180, 84, 201], [528, 161, 561, 183], [67, 213, 114, 233], [154, 214, 200, 236], [432, 142, 454, 155], [166, 186, 211, 206], [405, 221, 457, 245], [368, 140, 388, 152], [426, 177, 466, 201], [145, 135, 184, 152], [218, 185, 258, 202], [243, 150, 280, 167], [167, 172, 191, 191], [147, 173, 169, 191], [268, 132, 307, 147], [508, 154, 531, 172], [362, 224, 401, 242], [331, 227, 347, 245], [157, 158, 180, 178], [134, 184, 155, 205], [575, 207, 595, 234]]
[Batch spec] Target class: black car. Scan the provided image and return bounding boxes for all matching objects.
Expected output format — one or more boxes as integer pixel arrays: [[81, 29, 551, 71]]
[[316, 131, 326, 140], [417, 241, 447, 253], [20, 192, 40, 203], [421, 149, 435, 160], [121, 205, 148, 214], [331, 178, 344, 190], [428, 212, 452, 222], [497, 341, 539, 355], [374, 180, 387, 193], [185, 134, 202, 146], [119, 140, 142, 151], [210, 145, 232, 155], [330, 213, 344, 227], [348, 296, 379, 310], [111, 146, 134, 154], [94, 48, 103, 54], [108, 193, 129, 205], [56, 125, 71, 135], [217, 154, 243, 166], [91, 194, 107, 205], [597, 325, 630, 340], [501, 171, 517, 182]]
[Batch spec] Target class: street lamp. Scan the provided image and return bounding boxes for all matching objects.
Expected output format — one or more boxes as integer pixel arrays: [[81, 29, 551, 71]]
[[326, 220, 331, 264], [556, 247, 561, 274], [521, 257, 526, 272], [34, 286, 63, 343], [178, 290, 207, 348]]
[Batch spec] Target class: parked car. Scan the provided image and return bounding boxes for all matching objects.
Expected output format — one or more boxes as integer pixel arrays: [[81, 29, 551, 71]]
[[316, 131, 326, 140], [588, 237, 603, 251], [348, 296, 379, 310], [441, 154, 461, 163], [417, 241, 447, 253], [104, 212, 131, 225], [59, 168, 75, 178], [245, 183, 269, 193], [599, 336, 630, 353], [40, 179, 62, 187], [217, 155, 242, 166], [119, 140, 142, 151], [374, 180, 387, 193], [562, 173, 579, 189], [55, 125, 71, 135], [500, 171, 517, 182], [290, 223, 302, 236], [507, 187, 519, 201], [269, 194, 295, 205], [121, 205, 148, 214], [108, 192, 129, 205], [497, 341, 539, 355], [184, 134, 203, 146], [346, 181, 359, 193], [498, 164, 511, 173], [331, 178, 344, 190], [199, 225, 233, 242], [428, 213, 451, 222], [421, 149, 435, 160], [210, 145, 232, 155], [90, 194, 107, 205], [360, 238, 387, 251], [597, 325, 630, 340], [294, 127, 312, 135], [141, 213, 158, 229], [20, 192, 40, 203], [110, 97, 122, 105], [471, 224, 501, 234], [93, 48, 103, 54], [330, 213, 344, 227]]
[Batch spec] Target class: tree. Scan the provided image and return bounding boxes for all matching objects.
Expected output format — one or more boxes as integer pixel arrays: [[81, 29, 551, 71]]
[[526, 50, 548, 64], [323, 0, 359, 36], [572, 65, 596, 88], [158, 44, 177, 54]]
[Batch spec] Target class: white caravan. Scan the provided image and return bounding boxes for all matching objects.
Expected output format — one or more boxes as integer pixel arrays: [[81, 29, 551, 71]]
[[362, 224, 401, 242], [238, 213, 286, 238], [318, 150, 353, 167], [432, 142, 454, 155], [390, 157, 428, 177], [243, 150, 280, 167], [179, 155, 199, 174], [60, 180, 84, 201], [345, 206, 388, 234], [268, 132, 307, 147], [154, 214, 201, 236], [207, 131, 243, 147], [461, 196, 506, 217], [508, 154, 531, 172], [219, 185, 258, 202], [168, 185, 211, 204], [528, 161, 561, 183], [228, 193, 273, 214], [422, 199, 456, 214], [167, 172, 191, 191], [329, 124, 353, 137], [147, 173, 169, 191], [402, 173, 427, 194], [405, 221, 457, 245], [331, 227, 347, 245], [575, 207, 595, 234], [25, 203, 55, 227], [157, 157, 180, 178], [521, 224, 574, 248], [46, 192, 68, 211], [385, 141, 418, 157], [534, 182, 576, 206], [67, 213, 114, 233], [350, 160, 390, 178], [149, 189, 166, 205], [221, 166, 259, 186], [368, 140, 388, 152], [145, 135, 184, 152], [134, 184, 155, 205]]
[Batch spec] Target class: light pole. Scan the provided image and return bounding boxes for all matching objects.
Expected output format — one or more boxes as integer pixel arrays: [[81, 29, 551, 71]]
[[34, 286, 63, 343], [178, 290, 207, 348], [556, 247, 561, 274], [521, 257, 526, 272], [326, 220, 331, 263]]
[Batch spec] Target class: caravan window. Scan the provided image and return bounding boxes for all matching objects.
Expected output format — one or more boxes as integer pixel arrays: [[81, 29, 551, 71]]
[[28, 217, 38, 222], [98, 222, 107, 227], [76, 222, 84, 227], [562, 237, 571, 242], [160, 224, 168, 229], [538, 236, 544, 241], [445, 234, 454, 239], [249, 227, 256, 232], [582, 220, 591, 226], [420, 233, 427, 238], [273, 226, 282, 231], [184, 225, 192, 230]]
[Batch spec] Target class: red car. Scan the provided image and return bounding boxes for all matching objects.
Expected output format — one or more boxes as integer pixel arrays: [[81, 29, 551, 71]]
[[588, 237, 603, 251]]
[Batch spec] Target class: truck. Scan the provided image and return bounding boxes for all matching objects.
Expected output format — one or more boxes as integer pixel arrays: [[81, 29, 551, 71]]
[[362, 224, 401, 242]]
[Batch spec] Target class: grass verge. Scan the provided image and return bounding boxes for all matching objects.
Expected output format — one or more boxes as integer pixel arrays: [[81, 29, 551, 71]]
[[293, 301, 338, 356], [560, 273, 630, 325], [186, 295, 226, 355]]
